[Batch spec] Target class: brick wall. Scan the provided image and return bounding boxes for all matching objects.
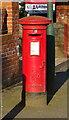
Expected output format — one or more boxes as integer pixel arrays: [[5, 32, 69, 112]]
[[0, 1, 19, 88], [56, 5, 69, 58], [0, 1, 19, 34], [0, 1, 13, 33]]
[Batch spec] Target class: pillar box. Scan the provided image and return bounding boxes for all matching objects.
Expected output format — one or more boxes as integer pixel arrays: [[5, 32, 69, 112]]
[[19, 16, 51, 93]]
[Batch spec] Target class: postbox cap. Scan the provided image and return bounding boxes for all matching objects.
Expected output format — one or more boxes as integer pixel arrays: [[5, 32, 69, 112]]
[[19, 16, 52, 25]]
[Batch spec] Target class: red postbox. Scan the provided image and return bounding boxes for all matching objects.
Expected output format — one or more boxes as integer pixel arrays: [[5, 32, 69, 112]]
[[19, 16, 51, 93]]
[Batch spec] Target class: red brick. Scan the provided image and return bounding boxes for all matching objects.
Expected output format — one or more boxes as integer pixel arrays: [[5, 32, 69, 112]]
[[2, 44, 8, 49], [2, 64, 19, 72], [8, 14, 12, 17], [64, 24, 68, 58], [12, 6, 19, 10], [12, 2, 19, 6], [7, 7, 12, 10], [2, 1, 12, 6], [7, 17, 12, 21], [7, 25, 12, 28], [2, 59, 19, 68], [7, 21, 12, 24], [7, 11, 12, 14]]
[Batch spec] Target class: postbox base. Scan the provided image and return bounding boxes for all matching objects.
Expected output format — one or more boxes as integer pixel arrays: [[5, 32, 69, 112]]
[[26, 92, 47, 107], [26, 91, 46, 95]]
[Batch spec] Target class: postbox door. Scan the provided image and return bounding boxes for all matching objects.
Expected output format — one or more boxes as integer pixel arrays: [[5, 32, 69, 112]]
[[22, 29, 46, 93]]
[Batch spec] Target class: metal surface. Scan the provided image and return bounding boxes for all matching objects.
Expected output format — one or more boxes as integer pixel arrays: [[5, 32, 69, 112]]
[[47, 1, 55, 103], [18, 16, 51, 25], [19, 16, 51, 93]]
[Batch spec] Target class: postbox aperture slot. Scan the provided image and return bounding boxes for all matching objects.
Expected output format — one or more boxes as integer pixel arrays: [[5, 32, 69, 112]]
[[29, 34, 41, 36]]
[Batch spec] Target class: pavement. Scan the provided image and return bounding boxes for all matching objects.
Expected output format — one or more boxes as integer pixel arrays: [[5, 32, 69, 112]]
[[1, 58, 68, 119]]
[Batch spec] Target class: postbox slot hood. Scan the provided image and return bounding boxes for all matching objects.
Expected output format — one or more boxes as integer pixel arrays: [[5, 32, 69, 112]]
[[19, 16, 52, 25]]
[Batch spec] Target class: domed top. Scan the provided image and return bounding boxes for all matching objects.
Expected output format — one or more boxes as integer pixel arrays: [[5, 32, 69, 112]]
[[19, 16, 52, 25]]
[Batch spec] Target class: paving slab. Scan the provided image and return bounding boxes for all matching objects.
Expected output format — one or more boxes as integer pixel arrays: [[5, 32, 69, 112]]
[[55, 58, 67, 66], [15, 82, 67, 118], [2, 81, 67, 119]]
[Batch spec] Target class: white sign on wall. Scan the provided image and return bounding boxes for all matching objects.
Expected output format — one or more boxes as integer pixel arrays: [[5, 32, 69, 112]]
[[25, 4, 47, 11], [25, 4, 55, 14], [30, 42, 40, 55]]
